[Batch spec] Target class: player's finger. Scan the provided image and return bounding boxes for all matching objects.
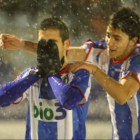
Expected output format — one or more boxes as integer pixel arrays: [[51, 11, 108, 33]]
[[0, 33, 14, 38], [0, 34, 16, 42], [0, 35, 5, 48], [72, 64, 87, 73], [69, 62, 84, 72], [0, 34, 6, 41], [69, 62, 82, 71]]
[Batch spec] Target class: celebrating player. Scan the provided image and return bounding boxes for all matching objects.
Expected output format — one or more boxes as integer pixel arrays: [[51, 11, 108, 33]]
[[70, 7, 140, 139], [0, 17, 91, 140]]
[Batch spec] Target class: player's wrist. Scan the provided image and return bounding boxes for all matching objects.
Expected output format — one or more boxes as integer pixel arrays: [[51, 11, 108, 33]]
[[92, 66, 98, 75], [20, 39, 25, 50]]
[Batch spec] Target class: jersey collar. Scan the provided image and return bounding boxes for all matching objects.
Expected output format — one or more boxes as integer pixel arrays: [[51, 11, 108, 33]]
[[59, 63, 72, 75], [111, 54, 130, 64]]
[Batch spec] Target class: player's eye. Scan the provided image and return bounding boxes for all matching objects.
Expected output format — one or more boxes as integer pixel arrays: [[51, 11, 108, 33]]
[[106, 33, 110, 38], [115, 37, 121, 41]]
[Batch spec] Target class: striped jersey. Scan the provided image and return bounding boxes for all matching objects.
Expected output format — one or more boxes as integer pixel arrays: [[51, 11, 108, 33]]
[[12, 65, 91, 140], [83, 39, 140, 140]]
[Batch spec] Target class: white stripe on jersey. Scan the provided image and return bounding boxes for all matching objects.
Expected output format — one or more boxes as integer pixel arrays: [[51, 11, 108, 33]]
[[29, 87, 38, 140], [63, 110, 73, 139], [84, 76, 91, 102], [107, 94, 119, 139]]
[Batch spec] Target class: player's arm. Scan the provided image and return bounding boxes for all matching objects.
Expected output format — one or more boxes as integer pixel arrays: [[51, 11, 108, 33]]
[[21, 40, 37, 54], [0, 69, 39, 107], [0, 34, 86, 60], [0, 34, 37, 54], [70, 62, 139, 105], [67, 46, 86, 61], [94, 67, 139, 105], [48, 69, 90, 110]]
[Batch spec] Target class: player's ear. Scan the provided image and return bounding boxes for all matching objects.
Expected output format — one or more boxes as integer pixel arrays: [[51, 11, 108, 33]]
[[130, 37, 138, 45], [64, 39, 70, 50]]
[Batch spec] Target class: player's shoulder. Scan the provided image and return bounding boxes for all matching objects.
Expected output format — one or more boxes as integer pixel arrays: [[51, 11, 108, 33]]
[[130, 47, 140, 63], [59, 63, 89, 76]]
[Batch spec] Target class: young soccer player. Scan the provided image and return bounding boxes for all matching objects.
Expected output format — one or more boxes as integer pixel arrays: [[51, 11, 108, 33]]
[[0, 17, 91, 140], [70, 7, 140, 139]]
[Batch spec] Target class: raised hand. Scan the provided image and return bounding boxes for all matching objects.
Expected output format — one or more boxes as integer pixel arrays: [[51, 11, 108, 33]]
[[0, 34, 24, 50], [37, 39, 63, 78]]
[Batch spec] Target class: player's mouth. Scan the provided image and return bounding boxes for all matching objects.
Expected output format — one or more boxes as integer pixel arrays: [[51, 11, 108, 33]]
[[107, 48, 117, 58], [109, 49, 116, 53]]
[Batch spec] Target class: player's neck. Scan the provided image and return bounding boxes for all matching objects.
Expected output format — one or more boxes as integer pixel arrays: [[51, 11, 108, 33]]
[[60, 57, 68, 70]]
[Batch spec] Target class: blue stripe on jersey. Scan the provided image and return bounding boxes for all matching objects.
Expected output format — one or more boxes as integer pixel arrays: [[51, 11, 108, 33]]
[[115, 102, 132, 139], [93, 40, 106, 49], [72, 101, 89, 139], [25, 108, 31, 140], [96, 52, 101, 64], [124, 54, 140, 75], [135, 91, 140, 139], [108, 60, 121, 81], [38, 121, 57, 140]]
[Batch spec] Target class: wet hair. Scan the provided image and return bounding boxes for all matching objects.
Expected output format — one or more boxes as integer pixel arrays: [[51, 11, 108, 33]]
[[38, 17, 69, 42], [109, 7, 140, 42]]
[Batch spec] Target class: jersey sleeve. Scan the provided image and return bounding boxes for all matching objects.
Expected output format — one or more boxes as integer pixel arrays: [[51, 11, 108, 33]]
[[12, 68, 32, 104], [48, 69, 91, 109], [70, 69, 91, 105], [121, 55, 140, 84], [82, 39, 106, 64], [0, 67, 39, 106]]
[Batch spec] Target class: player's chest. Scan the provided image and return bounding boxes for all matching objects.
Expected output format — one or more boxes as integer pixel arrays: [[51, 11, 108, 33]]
[[28, 74, 72, 121]]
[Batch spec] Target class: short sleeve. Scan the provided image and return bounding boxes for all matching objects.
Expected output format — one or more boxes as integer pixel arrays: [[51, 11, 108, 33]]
[[82, 39, 106, 64], [121, 55, 140, 84]]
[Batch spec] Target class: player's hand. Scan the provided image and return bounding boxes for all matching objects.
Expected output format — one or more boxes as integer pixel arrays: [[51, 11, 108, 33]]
[[0, 34, 24, 50], [37, 39, 62, 78], [69, 61, 98, 75]]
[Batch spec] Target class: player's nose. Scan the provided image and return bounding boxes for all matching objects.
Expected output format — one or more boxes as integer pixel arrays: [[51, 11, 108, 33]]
[[106, 38, 115, 49]]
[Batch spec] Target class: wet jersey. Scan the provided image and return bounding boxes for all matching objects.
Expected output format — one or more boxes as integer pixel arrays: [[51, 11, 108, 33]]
[[83, 39, 140, 140], [0, 65, 91, 140]]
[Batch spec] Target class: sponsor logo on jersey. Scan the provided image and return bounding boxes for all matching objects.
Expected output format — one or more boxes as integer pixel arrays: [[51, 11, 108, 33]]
[[34, 101, 67, 121]]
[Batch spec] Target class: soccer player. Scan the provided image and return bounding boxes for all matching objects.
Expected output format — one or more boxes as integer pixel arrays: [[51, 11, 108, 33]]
[[1, 7, 140, 140], [0, 18, 91, 140], [70, 7, 140, 140]]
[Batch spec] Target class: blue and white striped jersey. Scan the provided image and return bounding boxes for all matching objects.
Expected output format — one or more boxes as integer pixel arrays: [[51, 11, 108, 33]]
[[2, 65, 91, 140], [83, 40, 140, 140]]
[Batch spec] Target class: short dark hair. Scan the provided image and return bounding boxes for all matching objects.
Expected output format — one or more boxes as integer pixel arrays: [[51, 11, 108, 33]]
[[109, 7, 140, 42], [38, 17, 69, 42]]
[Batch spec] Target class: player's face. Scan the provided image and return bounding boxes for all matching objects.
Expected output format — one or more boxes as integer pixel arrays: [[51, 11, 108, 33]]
[[105, 25, 134, 60], [38, 29, 70, 60]]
